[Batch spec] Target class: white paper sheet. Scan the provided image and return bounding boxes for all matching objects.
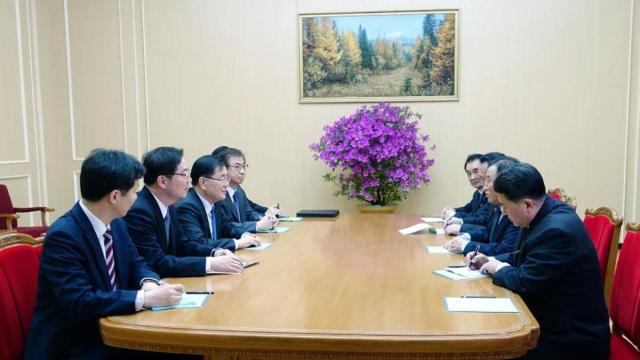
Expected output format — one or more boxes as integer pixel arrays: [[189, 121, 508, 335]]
[[444, 297, 518, 313], [421, 217, 445, 223], [425, 246, 451, 254], [445, 266, 490, 279], [399, 223, 432, 235]]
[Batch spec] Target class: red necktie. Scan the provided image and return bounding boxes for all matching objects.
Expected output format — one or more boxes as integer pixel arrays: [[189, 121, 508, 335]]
[[103, 229, 117, 290]]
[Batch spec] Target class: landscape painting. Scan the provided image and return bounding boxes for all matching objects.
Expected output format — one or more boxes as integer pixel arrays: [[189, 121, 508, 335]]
[[299, 10, 458, 103]]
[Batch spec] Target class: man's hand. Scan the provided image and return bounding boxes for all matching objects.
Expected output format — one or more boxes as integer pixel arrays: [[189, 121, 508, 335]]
[[236, 233, 261, 249], [257, 215, 275, 231], [466, 252, 489, 270], [446, 217, 463, 226], [444, 237, 465, 253], [143, 283, 184, 308], [445, 224, 462, 236], [479, 260, 504, 275], [207, 254, 243, 273], [441, 207, 455, 220], [266, 205, 282, 218]]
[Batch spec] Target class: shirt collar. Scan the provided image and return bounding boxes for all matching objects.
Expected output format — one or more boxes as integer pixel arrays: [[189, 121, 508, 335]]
[[79, 200, 109, 240], [148, 188, 169, 218], [227, 186, 236, 200], [195, 189, 214, 214]]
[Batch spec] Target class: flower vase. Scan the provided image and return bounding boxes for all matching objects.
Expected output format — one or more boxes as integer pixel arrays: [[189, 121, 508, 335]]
[[358, 204, 396, 214]]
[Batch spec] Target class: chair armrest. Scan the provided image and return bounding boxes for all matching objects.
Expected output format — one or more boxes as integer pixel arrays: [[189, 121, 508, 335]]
[[13, 207, 54, 226], [0, 213, 19, 231]]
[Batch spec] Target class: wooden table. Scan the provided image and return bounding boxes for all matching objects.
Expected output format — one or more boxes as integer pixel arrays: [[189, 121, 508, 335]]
[[100, 214, 539, 359]]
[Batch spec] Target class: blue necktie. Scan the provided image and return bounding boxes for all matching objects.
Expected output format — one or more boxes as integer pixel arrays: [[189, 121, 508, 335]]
[[233, 192, 241, 221], [163, 213, 171, 246], [210, 210, 218, 241]]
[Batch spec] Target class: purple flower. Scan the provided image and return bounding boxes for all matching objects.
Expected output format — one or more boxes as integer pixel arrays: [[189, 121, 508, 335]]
[[310, 103, 436, 206]]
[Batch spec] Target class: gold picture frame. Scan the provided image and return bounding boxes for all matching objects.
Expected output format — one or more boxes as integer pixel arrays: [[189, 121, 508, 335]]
[[298, 9, 459, 103]]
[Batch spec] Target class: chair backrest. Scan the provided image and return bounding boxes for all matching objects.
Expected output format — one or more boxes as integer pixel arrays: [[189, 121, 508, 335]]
[[547, 187, 577, 209], [0, 184, 17, 229], [0, 233, 43, 360], [583, 206, 622, 306], [610, 223, 640, 350]]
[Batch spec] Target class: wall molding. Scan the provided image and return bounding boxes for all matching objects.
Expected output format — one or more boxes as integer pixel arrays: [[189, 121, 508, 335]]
[[0, 0, 31, 165], [72, 170, 80, 203], [64, 0, 128, 162]]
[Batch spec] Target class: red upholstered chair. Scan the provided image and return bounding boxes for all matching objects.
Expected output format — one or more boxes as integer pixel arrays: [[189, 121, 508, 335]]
[[583, 207, 622, 306], [0, 184, 54, 237], [0, 233, 43, 360], [547, 187, 577, 209], [609, 223, 640, 359]]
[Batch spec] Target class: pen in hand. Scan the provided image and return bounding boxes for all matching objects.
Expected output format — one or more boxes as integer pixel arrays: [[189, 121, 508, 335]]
[[469, 244, 480, 269]]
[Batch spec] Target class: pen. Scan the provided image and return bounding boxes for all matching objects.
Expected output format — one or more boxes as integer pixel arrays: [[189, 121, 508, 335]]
[[447, 265, 466, 268], [186, 291, 214, 294], [460, 296, 496, 298], [469, 244, 480, 269]]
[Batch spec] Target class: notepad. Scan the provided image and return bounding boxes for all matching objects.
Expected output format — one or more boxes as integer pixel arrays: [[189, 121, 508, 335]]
[[445, 266, 490, 279], [258, 227, 289, 233], [151, 293, 209, 311], [399, 223, 432, 235], [444, 297, 518, 313], [245, 242, 272, 251], [278, 216, 303, 222], [421, 217, 445, 223], [433, 269, 468, 280], [425, 246, 451, 254]]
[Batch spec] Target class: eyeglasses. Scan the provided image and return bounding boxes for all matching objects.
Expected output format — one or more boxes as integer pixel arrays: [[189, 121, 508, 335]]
[[230, 163, 249, 171], [170, 168, 191, 177], [202, 175, 229, 184]]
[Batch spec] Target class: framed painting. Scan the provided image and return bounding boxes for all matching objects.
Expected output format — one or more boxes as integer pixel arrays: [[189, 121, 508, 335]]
[[298, 10, 459, 103]]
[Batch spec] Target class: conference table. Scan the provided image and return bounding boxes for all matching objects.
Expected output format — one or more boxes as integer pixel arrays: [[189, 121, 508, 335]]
[[100, 214, 539, 359]]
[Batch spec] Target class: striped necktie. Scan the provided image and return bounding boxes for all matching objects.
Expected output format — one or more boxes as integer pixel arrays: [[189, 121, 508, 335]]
[[103, 229, 117, 290], [233, 192, 241, 221], [163, 213, 171, 246], [210, 209, 218, 241]]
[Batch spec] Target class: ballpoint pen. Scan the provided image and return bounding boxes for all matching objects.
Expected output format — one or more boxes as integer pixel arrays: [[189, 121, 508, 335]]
[[469, 244, 480, 269]]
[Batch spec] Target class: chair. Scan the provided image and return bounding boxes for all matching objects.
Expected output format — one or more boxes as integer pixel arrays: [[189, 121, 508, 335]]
[[0, 233, 43, 360], [0, 184, 54, 237], [583, 207, 622, 306], [547, 187, 577, 209], [609, 223, 640, 359]]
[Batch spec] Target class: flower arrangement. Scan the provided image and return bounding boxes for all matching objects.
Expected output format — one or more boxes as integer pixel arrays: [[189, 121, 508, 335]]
[[310, 103, 435, 206], [547, 188, 577, 210]]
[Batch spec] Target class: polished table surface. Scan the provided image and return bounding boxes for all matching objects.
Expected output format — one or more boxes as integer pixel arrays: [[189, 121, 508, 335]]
[[100, 214, 539, 359]]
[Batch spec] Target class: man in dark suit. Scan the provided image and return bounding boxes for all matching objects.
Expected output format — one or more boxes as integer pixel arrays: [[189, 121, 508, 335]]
[[176, 155, 261, 250], [211, 147, 279, 239], [24, 149, 184, 360], [124, 147, 243, 277], [444, 152, 506, 236], [441, 153, 485, 220], [445, 158, 519, 256], [472, 163, 610, 359]]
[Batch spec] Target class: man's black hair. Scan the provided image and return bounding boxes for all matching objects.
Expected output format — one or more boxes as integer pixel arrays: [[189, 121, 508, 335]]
[[80, 149, 144, 201], [142, 147, 184, 186], [493, 163, 546, 202]]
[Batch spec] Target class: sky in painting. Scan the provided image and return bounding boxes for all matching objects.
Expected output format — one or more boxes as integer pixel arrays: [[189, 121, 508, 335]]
[[332, 13, 444, 40]]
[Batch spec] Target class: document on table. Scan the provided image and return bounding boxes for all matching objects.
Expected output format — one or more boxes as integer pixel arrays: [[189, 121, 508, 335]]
[[445, 266, 490, 279], [245, 242, 272, 251], [444, 297, 518, 313], [258, 227, 290, 233], [151, 293, 209, 311], [278, 216, 303, 222], [425, 246, 452, 254], [433, 267, 490, 280], [421, 217, 445, 223], [399, 223, 432, 235]]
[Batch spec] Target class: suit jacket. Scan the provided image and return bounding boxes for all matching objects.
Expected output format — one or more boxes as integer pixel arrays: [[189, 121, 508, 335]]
[[24, 203, 159, 360], [124, 187, 215, 277], [217, 186, 262, 238], [176, 188, 236, 251], [459, 199, 493, 225], [454, 189, 485, 216], [493, 196, 610, 358], [462, 206, 519, 256]]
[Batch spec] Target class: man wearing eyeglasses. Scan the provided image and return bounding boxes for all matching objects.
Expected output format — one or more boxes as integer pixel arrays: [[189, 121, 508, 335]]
[[124, 147, 243, 277], [212, 146, 280, 238], [176, 155, 261, 251]]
